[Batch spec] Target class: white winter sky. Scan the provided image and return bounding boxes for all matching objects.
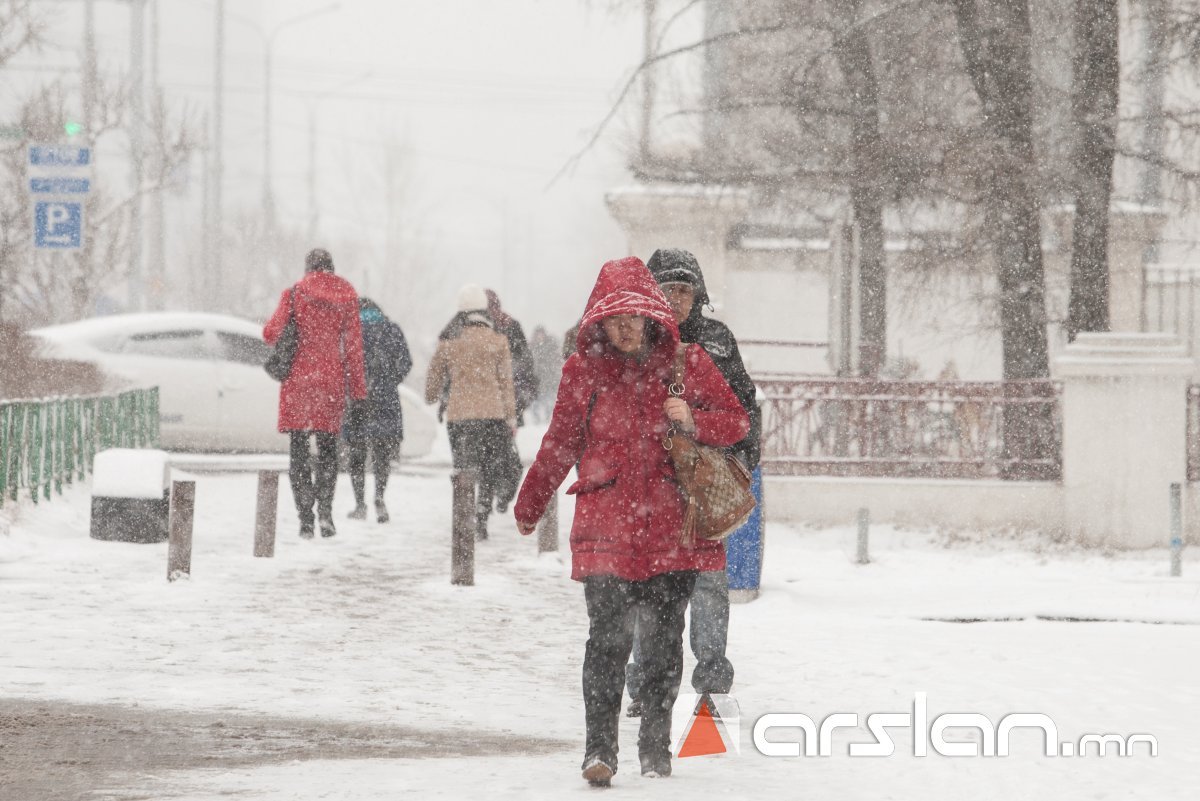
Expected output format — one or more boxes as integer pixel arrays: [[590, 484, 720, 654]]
[[268, 0, 646, 334], [11, 0, 647, 337]]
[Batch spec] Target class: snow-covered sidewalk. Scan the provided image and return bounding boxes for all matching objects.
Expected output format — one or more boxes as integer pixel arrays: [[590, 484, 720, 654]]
[[2, 466, 1199, 799]]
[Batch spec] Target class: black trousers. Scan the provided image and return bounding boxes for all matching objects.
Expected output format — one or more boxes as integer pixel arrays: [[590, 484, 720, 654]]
[[347, 438, 399, 505], [446, 420, 510, 518], [582, 571, 697, 770], [288, 431, 337, 524]]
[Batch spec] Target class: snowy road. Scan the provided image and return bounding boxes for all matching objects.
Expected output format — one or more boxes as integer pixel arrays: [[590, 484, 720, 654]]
[[2, 466, 1199, 799]]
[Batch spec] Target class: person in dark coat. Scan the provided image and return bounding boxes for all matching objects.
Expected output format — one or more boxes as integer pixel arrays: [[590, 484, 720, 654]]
[[486, 289, 538, 425], [625, 248, 762, 714], [344, 297, 412, 524], [649, 249, 761, 471], [514, 257, 749, 785], [486, 289, 537, 511], [264, 248, 367, 540]]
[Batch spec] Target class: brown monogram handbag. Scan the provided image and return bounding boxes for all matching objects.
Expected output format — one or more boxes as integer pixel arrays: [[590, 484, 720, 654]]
[[663, 344, 757, 547]]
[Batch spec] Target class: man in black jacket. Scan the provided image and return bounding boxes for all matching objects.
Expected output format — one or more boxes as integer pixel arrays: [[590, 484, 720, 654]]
[[626, 248, 761, 714]]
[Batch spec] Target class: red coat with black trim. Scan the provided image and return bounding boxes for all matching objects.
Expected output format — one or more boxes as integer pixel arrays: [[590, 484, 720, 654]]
[[514, 256, 750, 582], [264, 271, 368, 434]]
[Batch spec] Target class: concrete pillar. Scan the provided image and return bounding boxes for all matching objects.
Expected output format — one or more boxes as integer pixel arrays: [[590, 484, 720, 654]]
[[605, 185, 751, 311], [1055, 332, 1192, 547]]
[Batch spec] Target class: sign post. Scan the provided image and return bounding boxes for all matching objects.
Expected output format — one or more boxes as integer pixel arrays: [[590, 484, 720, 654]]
[[27, 144, 91, 251]]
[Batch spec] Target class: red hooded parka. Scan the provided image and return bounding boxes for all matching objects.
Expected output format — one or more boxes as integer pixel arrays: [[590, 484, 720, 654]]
[[264, 271, 368, 434], [514, 257, 750, 582]]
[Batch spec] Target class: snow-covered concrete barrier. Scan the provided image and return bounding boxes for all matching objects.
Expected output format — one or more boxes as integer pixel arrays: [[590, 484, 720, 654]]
[[89, 448, 170, 543]]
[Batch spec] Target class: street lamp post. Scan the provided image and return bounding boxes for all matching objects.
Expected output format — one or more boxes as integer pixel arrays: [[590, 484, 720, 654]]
[[261, 3, 340, 233], [129, 0, 145, 311]]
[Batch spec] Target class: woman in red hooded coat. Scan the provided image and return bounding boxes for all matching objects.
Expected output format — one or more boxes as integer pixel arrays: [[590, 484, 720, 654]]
[[514, 257, 748, 785], [264, 248, 367, 539]]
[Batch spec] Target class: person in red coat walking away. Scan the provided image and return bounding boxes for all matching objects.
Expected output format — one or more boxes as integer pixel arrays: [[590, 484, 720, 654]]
[[264, 248, 367, 539], [514, 257, 749, 785]]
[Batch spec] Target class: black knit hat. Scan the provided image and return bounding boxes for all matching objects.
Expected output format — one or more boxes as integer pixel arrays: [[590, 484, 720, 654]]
[[646, 248, 708, 306], [305, 248, 334, 273]]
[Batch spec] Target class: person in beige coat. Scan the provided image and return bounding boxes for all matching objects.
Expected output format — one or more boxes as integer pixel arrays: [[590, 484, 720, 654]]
[[426, 283, 517, 538]]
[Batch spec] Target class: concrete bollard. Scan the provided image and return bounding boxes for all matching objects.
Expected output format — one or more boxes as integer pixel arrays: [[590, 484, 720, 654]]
[[254, 470, 279, 558], [1170, 483, 1183, 577], [167, 480, 196, 581], [451, 469, 476, 586], [537, 492, 559, 553], [856, 507, 870, 565]]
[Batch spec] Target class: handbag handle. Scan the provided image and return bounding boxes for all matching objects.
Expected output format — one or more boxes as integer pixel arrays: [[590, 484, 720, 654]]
[[668, 342, 687, 397], [663, 343, 689, 449]]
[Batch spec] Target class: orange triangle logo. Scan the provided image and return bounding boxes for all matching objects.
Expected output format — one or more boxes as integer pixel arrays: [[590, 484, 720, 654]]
[[677, 697, 728, 758]]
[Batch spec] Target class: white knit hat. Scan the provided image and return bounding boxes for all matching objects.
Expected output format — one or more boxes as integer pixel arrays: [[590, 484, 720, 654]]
[[457, 283, 489, 313]]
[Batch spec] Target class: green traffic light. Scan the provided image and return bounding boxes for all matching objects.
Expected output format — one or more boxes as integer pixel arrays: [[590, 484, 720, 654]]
[[64, 121, 83, 137]]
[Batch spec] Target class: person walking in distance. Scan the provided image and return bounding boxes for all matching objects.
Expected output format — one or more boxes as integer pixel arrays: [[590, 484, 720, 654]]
[[625, 248, 762, 715], [486, 289, 538, 426], [485, 289, 537, 512], [514, 257, 749, 785], [264, 248, 367, 540], [344, 297, 413, 524], [426, 284, 517, 540]]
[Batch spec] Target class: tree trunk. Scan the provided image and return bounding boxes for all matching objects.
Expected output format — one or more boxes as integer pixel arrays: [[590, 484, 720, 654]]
[[952, 0, 1054, 477], [1067, 0, 1119, 341], [836, 1, 888, 378]]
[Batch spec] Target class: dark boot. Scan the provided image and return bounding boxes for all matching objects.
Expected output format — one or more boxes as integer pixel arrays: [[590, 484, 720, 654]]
[[581, 755, 615, 787], [319, 514, 337, 538], [375, 498, 389, 524], [639, 751, 671, 778], [638, 699, 674, 776], [348, 503, 367, 520]]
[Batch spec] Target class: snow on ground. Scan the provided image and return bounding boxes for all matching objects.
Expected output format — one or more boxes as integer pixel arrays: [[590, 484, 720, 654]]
[[2, 454, 1200, 799]]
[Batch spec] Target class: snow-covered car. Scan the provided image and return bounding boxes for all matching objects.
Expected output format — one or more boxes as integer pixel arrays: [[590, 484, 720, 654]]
[[31, 312, 437, 458]]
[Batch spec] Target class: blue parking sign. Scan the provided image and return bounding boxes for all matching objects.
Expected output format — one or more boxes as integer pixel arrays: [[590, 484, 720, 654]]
[[34, 201, 83, 249]]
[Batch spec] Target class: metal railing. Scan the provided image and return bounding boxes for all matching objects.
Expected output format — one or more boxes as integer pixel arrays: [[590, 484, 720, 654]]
[[757, 378, 1062, 480], [0, 388, 160, 506], [1143, 264, 1199, 355]]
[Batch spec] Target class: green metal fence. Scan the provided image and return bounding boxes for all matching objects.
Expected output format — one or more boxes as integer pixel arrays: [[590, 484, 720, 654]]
[[0, 388, 160, 507]]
